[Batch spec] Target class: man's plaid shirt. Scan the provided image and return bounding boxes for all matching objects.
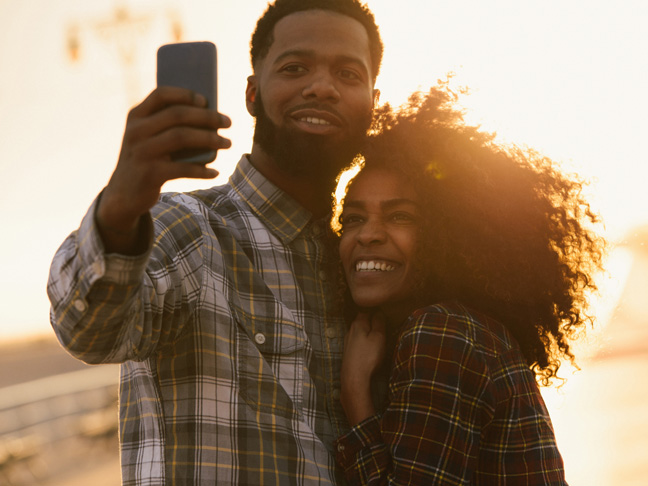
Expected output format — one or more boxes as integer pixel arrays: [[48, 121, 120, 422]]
[[335, 302, 567, 485], [48, 156, 349, 485]]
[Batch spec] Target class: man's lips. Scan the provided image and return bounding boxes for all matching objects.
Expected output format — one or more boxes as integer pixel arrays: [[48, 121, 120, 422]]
[[288, 107, 343, 128]]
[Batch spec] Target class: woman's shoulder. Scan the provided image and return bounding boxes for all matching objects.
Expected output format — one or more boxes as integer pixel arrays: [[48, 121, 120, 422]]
[[404, 301, 520, 357]]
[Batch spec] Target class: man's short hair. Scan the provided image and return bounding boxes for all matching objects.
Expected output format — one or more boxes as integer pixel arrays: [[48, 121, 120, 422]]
[[250, 0, 383, 82]]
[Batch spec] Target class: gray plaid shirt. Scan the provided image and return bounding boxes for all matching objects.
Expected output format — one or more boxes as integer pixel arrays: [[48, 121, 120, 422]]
[[48, 156, 349, 485]]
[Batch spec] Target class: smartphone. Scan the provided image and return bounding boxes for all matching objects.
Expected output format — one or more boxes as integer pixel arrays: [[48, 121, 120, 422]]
[[156, 41, 217, 164]]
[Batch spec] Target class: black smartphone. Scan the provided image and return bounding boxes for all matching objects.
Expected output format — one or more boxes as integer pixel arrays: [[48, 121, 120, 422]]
[[156, 41, 218, 164]]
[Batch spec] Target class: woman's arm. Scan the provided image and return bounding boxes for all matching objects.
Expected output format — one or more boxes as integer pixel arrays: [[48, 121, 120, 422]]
[[336, 308, 493, 485]]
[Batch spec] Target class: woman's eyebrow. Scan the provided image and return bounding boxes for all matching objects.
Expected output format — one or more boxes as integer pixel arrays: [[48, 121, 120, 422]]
[[381, 198, 419, 210], [342, 200, 365, 209], [342, 198, 419, 210]]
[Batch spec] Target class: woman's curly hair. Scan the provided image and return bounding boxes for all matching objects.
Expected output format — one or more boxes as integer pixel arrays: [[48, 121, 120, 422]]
[[337, 84, 606, 385]]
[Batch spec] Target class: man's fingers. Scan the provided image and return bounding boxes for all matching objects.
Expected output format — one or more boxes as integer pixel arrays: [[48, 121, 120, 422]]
[[121, 87, 232, 182], [138, 126, 231, 160], [163, 162, 220, 181], [129, 86, 207, 119], [128, 105, 231, 146]]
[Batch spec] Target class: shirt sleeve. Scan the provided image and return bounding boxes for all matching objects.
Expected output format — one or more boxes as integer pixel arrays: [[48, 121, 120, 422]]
[[47, 194, 203, 364], [335, 310, 495, 486]]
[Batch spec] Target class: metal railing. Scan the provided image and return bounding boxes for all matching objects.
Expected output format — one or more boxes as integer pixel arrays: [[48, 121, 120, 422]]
[[0, 366, 119, 485]]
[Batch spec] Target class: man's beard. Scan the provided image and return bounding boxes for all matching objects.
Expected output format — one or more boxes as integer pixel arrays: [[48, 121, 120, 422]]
[[252, 94, 372, 182]]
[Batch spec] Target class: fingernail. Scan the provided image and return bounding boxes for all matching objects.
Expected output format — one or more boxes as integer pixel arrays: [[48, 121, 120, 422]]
[[194, 94, 207, 106]]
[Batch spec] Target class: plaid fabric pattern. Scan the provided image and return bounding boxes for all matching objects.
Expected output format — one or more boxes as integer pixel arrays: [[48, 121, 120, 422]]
[[335, 302, 567, 485], [48, 156, 349, 485]]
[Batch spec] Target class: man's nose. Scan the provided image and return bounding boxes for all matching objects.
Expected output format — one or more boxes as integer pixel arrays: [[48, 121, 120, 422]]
[[302, 70, 340, 102]]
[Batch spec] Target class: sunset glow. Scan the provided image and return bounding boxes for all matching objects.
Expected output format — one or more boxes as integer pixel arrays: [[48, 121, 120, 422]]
[[1, 2, 647, 484], [2, 0, 646, 338]]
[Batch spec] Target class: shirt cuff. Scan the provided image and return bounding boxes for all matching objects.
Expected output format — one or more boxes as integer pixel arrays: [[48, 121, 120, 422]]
[[79, 193, 154, 286], [334, 414, 383, 469]]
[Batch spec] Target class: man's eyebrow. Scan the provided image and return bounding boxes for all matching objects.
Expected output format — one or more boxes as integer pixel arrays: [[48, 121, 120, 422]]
[[273, 50, 370, 72], [273, 49, 314, 65], [336, 55, 371, 72]]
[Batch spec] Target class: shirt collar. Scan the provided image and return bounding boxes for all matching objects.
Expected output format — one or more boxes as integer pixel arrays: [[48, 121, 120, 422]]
[[229, 155, 315, 243]]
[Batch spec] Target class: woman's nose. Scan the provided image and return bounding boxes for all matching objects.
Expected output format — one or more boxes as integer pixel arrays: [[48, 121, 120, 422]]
[[356, 219, 387, 246]]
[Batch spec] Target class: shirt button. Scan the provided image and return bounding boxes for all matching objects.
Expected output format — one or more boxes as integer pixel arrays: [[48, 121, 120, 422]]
[[73, 299, 87, 312], [325, 327, 337, 339], [337, 443, 345, 452], [332, 388, 341, 400], [254, 333, 266, 345], [319, 270, 328, 281]]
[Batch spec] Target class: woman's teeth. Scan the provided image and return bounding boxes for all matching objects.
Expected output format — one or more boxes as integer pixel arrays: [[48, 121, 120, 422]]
[[356, 260, 395, 272]]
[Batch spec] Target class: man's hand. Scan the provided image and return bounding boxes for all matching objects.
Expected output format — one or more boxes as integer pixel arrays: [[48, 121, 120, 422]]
[[340, 312, 386, 426], [96, 87, 232, 253]]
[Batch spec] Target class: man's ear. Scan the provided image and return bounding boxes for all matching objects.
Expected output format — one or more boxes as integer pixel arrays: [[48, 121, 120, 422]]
[[246, 75, 258, 116], [373, 88, 381, 107]]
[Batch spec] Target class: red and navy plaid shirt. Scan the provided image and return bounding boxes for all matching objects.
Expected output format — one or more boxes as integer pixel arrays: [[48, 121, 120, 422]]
[[335, 302, 567, 485]]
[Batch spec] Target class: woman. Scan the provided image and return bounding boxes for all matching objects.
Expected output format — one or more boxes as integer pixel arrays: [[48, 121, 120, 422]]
[[333, 87, 605, 485]]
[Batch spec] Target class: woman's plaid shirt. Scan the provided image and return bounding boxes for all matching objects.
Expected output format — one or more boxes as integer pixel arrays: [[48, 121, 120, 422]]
[[336, 302, 567, 485], [48, 156, 349, 485]]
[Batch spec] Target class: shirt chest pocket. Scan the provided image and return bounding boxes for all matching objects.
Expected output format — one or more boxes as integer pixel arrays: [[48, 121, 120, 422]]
[[232, 302, 307, 418]]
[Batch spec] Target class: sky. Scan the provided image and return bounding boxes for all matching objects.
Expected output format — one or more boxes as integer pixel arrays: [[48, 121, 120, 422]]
[[1, 0, 647, 340]]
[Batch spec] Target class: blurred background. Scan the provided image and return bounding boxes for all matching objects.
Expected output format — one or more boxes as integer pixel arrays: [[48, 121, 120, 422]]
[[0, 0, 646, 484]]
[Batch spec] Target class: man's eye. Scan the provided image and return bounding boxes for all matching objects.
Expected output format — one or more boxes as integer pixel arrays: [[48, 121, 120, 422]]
[[339, 69, 360, 81], [281, 64, 306, 74]]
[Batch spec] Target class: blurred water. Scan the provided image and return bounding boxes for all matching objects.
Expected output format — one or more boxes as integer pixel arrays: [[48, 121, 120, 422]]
[[542, 243, 648, 485]]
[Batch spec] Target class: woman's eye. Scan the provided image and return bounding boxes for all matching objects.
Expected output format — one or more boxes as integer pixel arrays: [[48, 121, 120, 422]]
[[340, 213, 364, 227], [390, 212, 417, 224]]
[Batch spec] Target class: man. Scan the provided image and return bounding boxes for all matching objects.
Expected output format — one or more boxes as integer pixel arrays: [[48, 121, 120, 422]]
[[47, 0, 382, 484]]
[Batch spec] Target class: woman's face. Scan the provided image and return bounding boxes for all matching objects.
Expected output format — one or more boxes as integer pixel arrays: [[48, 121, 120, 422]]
[[339, 167, 422, 321]]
